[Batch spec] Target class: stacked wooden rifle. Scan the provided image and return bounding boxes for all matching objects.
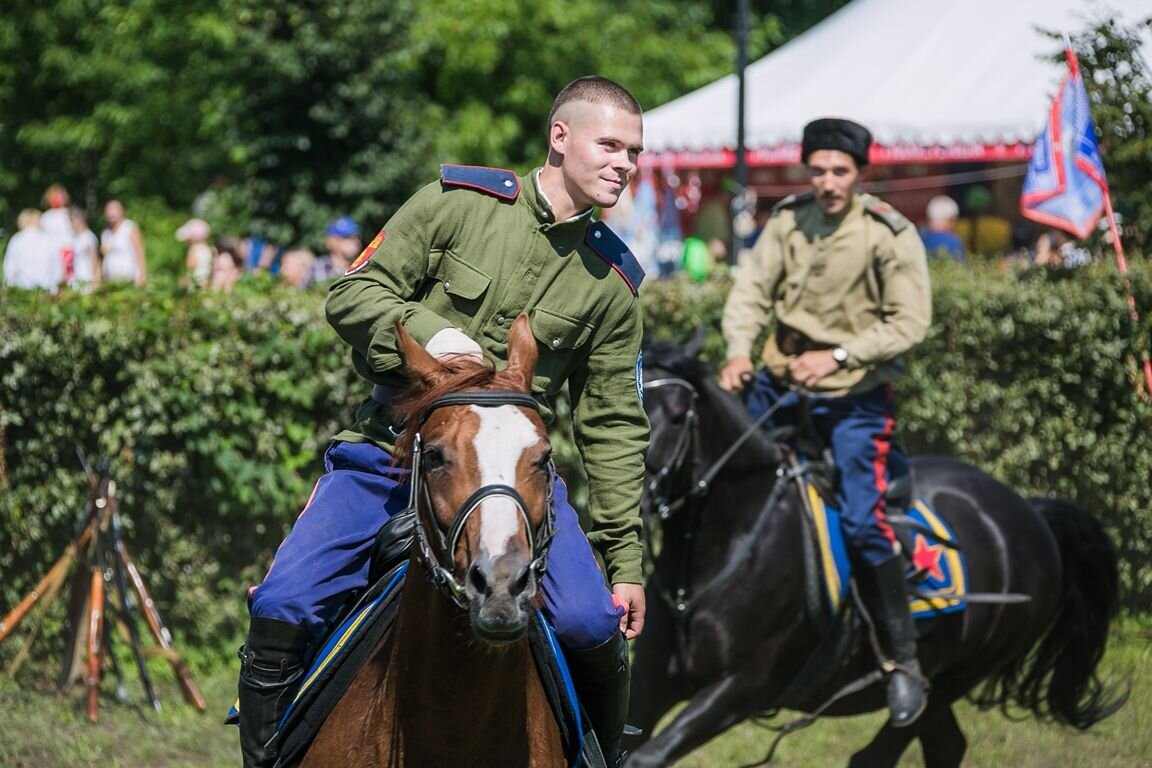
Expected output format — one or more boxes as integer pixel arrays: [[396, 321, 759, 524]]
[[0, 456, 206, 721]]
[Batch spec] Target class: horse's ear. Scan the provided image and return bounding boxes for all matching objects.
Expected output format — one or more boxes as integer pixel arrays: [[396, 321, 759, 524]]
[[684, 325, 707, 360], [504, 314, 539, 392], [395, 320, 448, 389]]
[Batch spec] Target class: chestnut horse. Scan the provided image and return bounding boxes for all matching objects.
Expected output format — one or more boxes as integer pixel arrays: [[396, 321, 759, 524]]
[[625, 336, 1125, 768], [300, 315, 566, 768]]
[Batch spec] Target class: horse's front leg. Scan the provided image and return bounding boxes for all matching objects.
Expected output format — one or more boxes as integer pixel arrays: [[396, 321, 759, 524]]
[[847, 697, 965, 768], [626, 597, 683, 743], [624, 674, 755, 768]]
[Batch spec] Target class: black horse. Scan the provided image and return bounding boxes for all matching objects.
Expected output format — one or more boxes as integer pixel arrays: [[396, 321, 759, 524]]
[[625, 336, 1125, 768]]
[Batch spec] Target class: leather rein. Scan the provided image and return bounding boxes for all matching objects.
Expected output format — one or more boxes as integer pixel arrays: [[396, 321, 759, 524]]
[[642, 376, 801, 619], [405, 391, 557, 609]]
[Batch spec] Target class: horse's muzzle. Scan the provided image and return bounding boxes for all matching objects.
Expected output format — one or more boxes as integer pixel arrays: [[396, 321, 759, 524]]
[[466, 555, 538, 645]]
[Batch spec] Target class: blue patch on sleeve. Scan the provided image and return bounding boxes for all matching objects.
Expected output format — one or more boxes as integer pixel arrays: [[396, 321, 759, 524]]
[[440, 164, 520, 200], [585, 222, 645, 295], [636, 351, 644, 404]]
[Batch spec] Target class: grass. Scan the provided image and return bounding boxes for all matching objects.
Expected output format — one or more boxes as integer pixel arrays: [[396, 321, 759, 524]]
[[0, 618, 1148, 767]]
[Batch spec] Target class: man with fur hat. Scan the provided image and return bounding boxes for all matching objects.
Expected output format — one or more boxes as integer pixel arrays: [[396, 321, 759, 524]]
[[718, 117, 932, 727]]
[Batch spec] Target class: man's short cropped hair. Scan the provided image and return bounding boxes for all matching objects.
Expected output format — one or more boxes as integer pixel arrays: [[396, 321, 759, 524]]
[[547, 76, 642, 130]]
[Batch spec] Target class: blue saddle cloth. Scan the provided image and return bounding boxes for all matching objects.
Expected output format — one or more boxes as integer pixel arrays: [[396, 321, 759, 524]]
[[227, 562, 586, 767], [805, 480, 968, 620]]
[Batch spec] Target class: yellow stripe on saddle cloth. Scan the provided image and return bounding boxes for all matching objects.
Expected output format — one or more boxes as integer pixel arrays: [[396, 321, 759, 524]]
[[807, 483, 968, 620]]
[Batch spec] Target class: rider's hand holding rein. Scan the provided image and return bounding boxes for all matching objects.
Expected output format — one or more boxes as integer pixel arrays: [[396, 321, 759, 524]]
[[785, 349, 840, 390], [718, 355, 756, 392]]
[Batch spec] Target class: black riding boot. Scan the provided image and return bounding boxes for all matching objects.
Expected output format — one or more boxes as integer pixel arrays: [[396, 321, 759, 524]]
[[237, 617, 309, 768], [858, 555, 927, 728], [567, 632, 630, 767]]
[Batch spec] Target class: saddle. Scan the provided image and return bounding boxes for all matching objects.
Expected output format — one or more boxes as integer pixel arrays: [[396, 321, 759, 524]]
[[794, 446, 968, 624]]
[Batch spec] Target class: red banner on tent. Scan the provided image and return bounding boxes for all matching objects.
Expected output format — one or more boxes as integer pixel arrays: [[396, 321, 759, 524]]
[[640, 142, 1033, 170]]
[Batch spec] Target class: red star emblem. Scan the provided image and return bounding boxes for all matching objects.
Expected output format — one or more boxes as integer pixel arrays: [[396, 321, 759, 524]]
[[911, 535, 945, 582]]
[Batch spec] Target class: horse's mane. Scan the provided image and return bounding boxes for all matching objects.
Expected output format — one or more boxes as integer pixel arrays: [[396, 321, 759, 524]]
[[390, 360, 509, 465], [643, 337, 783, 466]]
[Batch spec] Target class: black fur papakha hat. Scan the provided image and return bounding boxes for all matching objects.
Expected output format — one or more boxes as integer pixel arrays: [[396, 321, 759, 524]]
[[801, 118, 872, 167]]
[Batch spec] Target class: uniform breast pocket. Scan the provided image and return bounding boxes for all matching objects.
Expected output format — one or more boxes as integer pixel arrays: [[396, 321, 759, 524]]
[[426, 250, 491, 313], [530, 307, 595, 351], [529, 308, 596, 388]]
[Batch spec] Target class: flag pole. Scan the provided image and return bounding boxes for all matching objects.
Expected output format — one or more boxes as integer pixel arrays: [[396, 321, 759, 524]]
[[1100, 187, 1152, 398], [1062, 32, 1152, 399]]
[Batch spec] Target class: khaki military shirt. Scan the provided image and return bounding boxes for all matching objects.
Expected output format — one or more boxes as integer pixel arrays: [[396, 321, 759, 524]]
[[722, 192, 931, 396], [326, 169, 649, 585]]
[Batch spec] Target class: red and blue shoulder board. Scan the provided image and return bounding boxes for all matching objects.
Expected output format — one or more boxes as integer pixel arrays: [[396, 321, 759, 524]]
[[585, 221, 644, 296], [440, 164, 520, 201]]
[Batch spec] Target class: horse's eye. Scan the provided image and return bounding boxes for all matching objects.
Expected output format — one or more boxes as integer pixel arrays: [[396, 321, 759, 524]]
[[423, 446, 445, 470], [535, 450, 553, 472]]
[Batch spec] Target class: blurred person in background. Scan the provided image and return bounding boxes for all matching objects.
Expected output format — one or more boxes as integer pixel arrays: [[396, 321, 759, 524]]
[[3, 209, 62, 292], [100, 200, 147, 286], [311, 215, 361, 283], [955, 185, 1011, 255], [69, 207, 101, 291], [211, 238, 246, 292], [279, 248, 315, 289], [1033, 227, 1093, 268], [177, 217, 215, 287], [919, 195, 965, 261], [41, 184, 74, 281]]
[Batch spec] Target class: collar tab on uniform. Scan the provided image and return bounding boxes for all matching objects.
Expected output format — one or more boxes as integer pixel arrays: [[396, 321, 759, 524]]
[[440, 164, 520, 201], [861, 194, 911, 233], [585, 221, 644, 296], [771, 191, 815, 216]]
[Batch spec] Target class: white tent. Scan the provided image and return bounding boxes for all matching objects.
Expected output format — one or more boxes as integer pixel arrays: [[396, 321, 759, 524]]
[[642, 0, 1152, 167]]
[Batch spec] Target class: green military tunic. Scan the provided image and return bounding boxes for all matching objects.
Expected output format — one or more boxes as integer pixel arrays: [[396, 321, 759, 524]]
[[325, 168, 649, 585], [722, 192, 931, 396]]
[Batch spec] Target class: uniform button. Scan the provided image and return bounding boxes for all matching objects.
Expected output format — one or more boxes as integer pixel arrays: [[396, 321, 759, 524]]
[[551, 339, 560, 348], [593, 230, 602, 239], [503, 179, 514, 188], [496, 315, 506, 326], [444, 280, 451, 289]]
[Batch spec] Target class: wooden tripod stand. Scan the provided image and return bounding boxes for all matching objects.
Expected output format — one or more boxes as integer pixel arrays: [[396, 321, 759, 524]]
[[0, 458, 207, 722]]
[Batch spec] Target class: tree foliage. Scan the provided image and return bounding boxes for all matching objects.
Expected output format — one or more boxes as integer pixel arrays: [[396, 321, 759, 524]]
[[0, 2, 861, 247], [0, 0, 237, 220]]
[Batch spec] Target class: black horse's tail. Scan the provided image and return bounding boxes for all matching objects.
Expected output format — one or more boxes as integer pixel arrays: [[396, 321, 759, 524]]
[[972, 497, 1128, 728]]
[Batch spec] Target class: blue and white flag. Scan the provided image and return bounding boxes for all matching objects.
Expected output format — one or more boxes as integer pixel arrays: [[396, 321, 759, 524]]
[[1020, 49, 1109, 239]]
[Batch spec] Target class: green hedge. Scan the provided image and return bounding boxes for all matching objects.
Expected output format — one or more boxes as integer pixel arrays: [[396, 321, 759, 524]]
[[0, 278, 361, 653], [2, 259, 1151, 665]]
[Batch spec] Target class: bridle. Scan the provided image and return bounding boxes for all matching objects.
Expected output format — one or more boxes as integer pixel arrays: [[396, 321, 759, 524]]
[[641, 371, 802, 620], [405, 391, 557, 609], [642, 377, 702, 520], [642, 374, 799, 522]]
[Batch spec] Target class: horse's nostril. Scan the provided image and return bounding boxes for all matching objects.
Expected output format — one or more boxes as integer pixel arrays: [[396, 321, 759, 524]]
[[510, 565, 533, 598], [468, 564, 490, 596]]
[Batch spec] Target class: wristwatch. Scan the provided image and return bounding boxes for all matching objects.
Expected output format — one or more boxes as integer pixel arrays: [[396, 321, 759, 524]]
[[831, 347, 849, 367]]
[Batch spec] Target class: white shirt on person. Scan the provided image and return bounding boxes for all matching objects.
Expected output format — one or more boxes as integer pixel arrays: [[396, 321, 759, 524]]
[[72, 228, 100, 287], [3, 226, 62, 292], [101, 219, 140, 282]]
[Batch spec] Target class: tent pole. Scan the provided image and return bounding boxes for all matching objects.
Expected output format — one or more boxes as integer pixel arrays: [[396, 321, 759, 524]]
[[732, 0, 750, 264]]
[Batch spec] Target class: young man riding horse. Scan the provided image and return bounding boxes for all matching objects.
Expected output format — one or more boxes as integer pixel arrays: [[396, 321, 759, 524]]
[[236, 76, 649, 768], [717, 117, 933, 728]]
